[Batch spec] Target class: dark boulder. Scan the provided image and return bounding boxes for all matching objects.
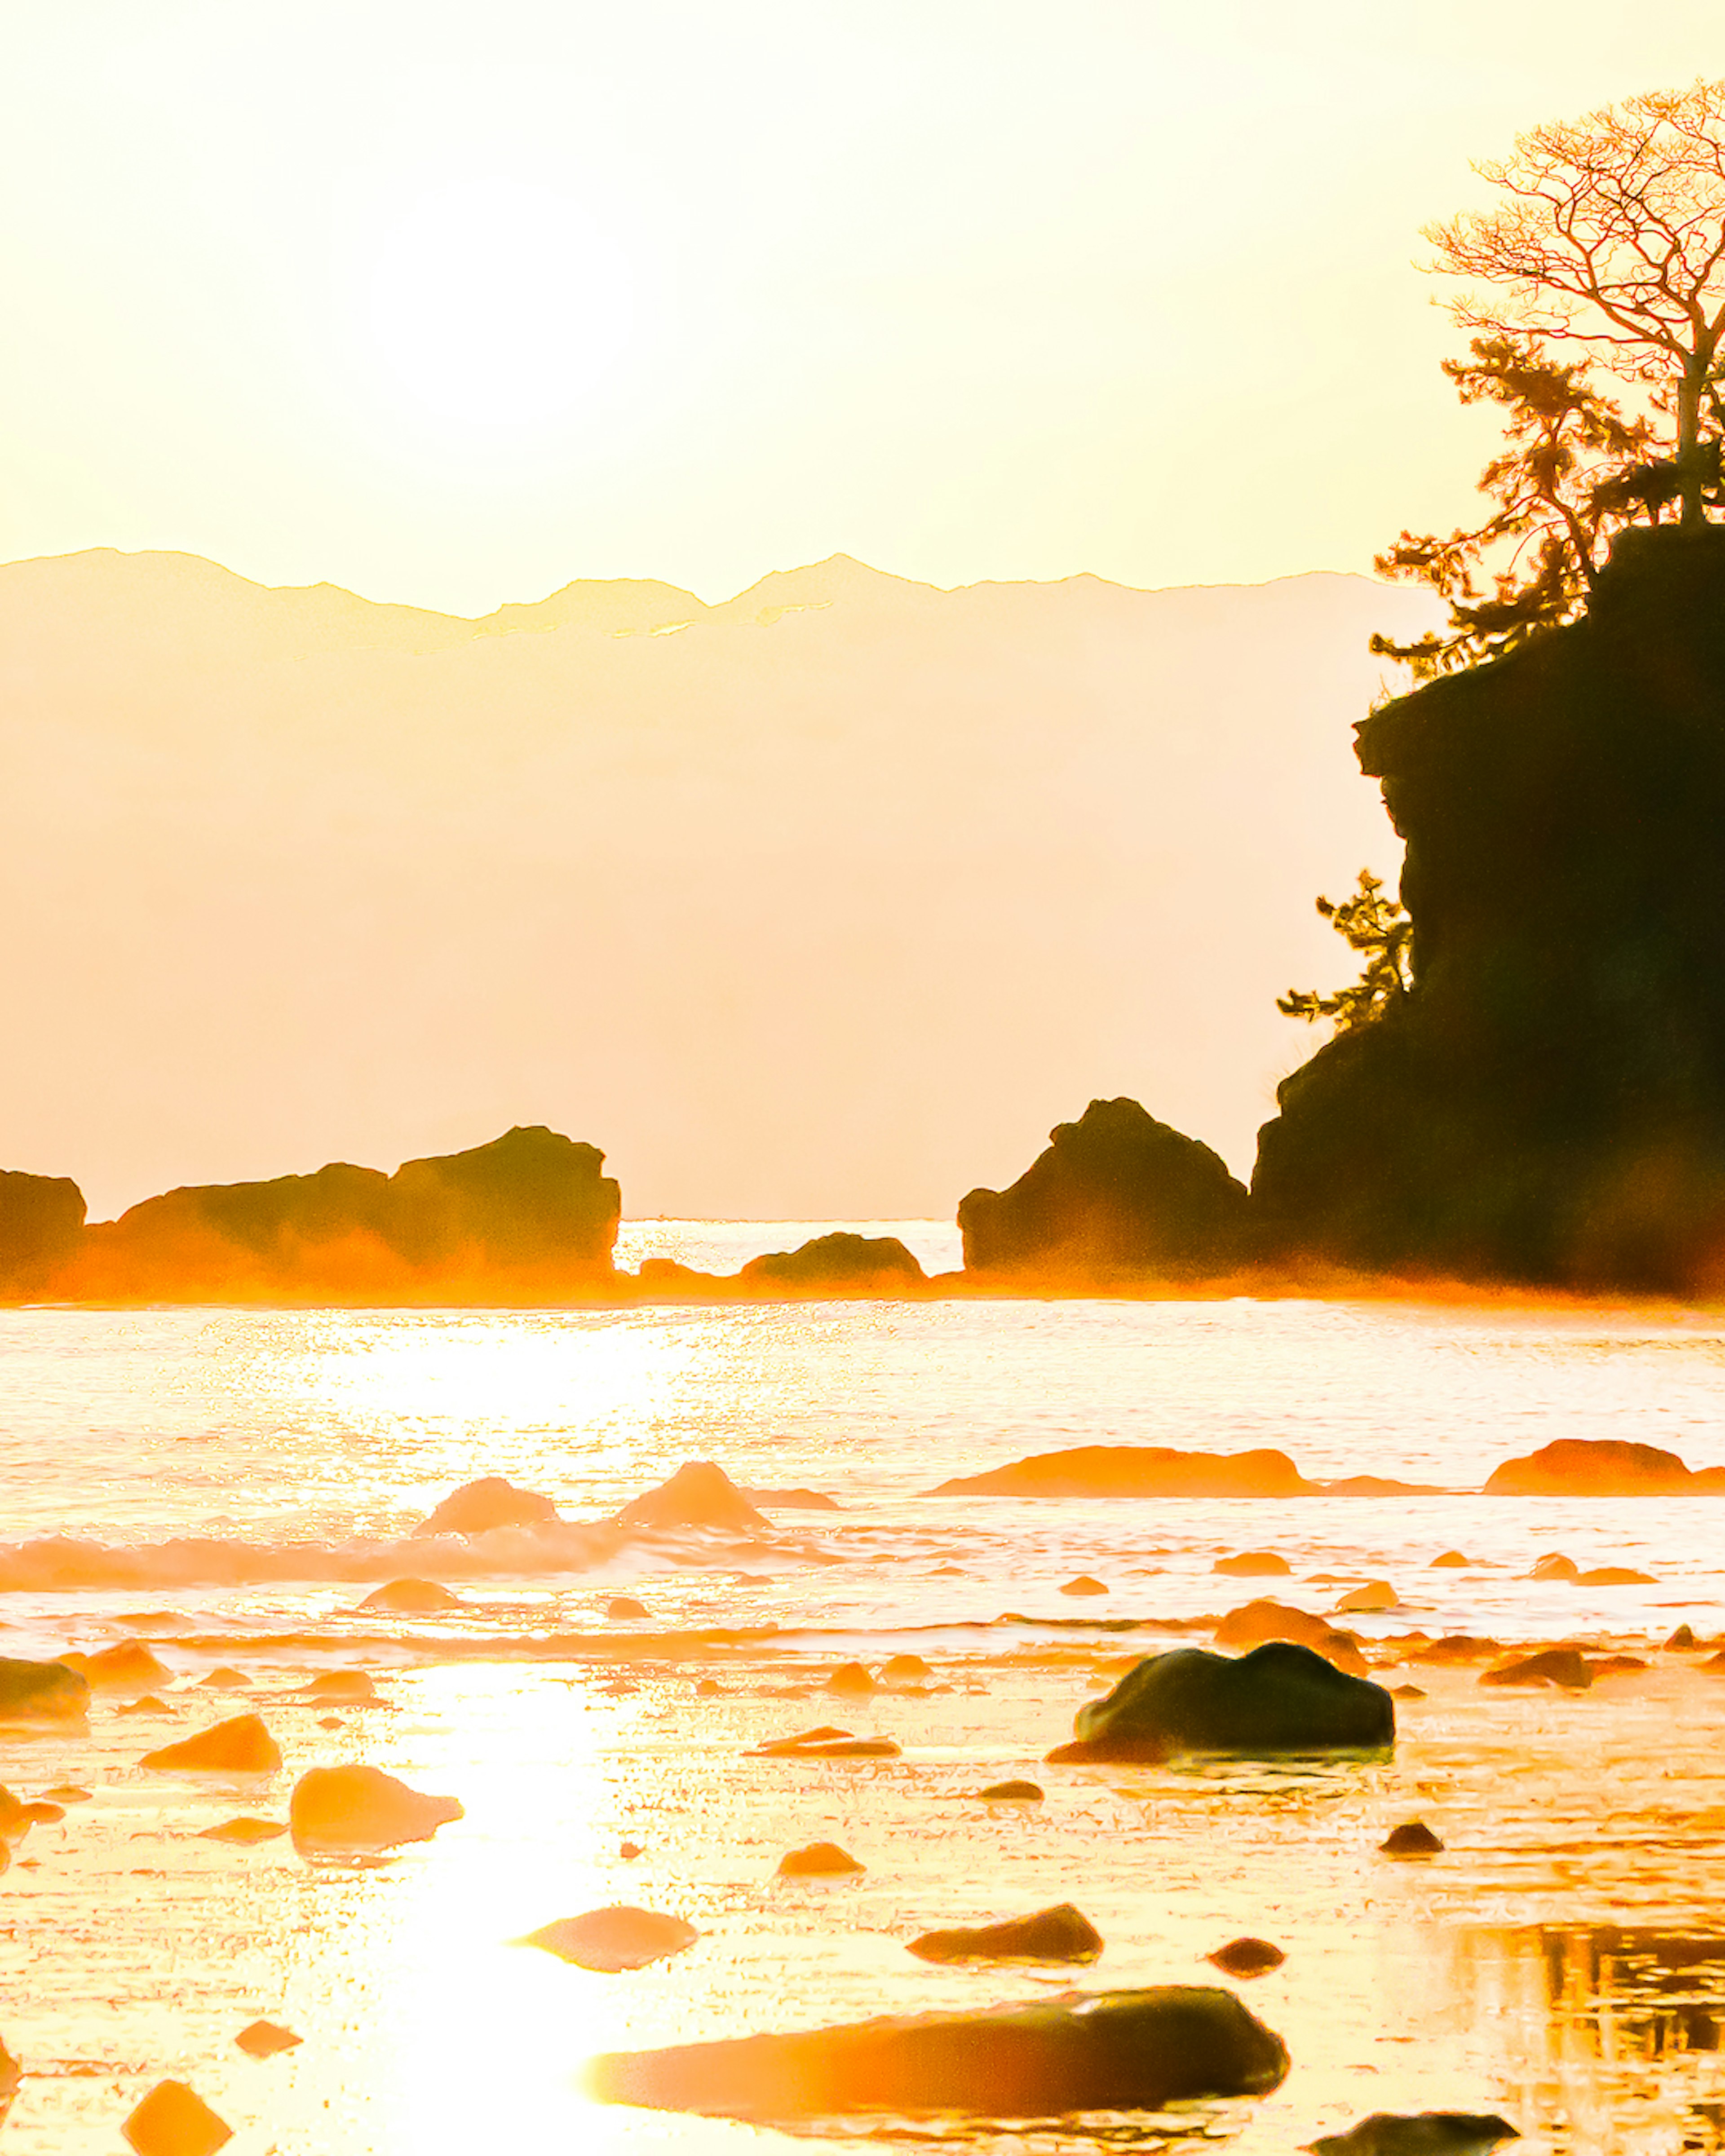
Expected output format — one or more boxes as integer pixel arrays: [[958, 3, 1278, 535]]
[[413, 1476, 560, 1537], [977, 1779, 1043, 1800], [586, 1984, 1289, 2118], [0, 1658, 88, 1722], [1485, 1438, 1698, 1495], [959, 1097, 1253, 1282], [930, 1445, 1310, 1500], [0, 1169, 85, 1295], [1308, 2115, 1520, 2156], [1479, 1648, 1591, 1690], [614, 1462, 766, 1533], [1050, 1643, 1393, 1760], [1251, 528, 1725, 1293], [1208, 1936, 1285, 1976], [739, 1233, 924, 1294], [1379, 1820, 1444, 1855], [907, 1903, 1102, 1963], [387, 1124, 619, 1273]]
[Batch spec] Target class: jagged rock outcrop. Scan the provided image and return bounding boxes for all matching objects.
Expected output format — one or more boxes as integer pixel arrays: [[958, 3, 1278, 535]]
[[66, 1125, 619, 1295], [960, 1097, 1252, 1281], [1254, 528, 1725, 1291], [0, 1169, 85, 1296]]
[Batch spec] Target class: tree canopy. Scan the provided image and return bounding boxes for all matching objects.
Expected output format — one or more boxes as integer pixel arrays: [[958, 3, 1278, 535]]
[[1278, 871, 1412, 1033], [1376, 80, 1725, 677]]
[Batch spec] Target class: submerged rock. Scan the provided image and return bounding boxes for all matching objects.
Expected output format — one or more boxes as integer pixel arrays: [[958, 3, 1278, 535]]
[[1333, 1582, 1398, 1613], [362, 1577, 462, 1613], [606, 1596, 650, 1621], [1528, 1554, 1580, 1582], [61, 1641, 171, 1691], [587, 1983, 1289, 2119], [288, 1764, 462, 1851], [907, 1903, 1102, 1964], [825, 1662, 877, 1696], [613, 1461, 767, 1534], [234, 2020, 302, 2059], [1215, 1552, 1292, 1577], [882, 1653, 932, 1679], [198, 1816, 288, 1844], [1208, 1936, 1286, 1976], [777, 1841, 865, 1877], [1429, 1551, 1473, 1568], [1578, 1566, 1654, 1585], [1480, 1648, 1592, 1690], [0, 1658, 88, 1722], [977, 1778, 1044, 1801], [747, 1487, 841, 1510], [414, 1476, 560, 1537], [519, 1906, 699, 1971], [1486, 1438, 1698, 1496], [1060, 1575, 1109, 1597], [199, 1666, 249, 1689], [1051, 1643, 1394, 1760], [141, 1714, 281, 1773], [932, 1444, 1309, 1500], [1307, 2114, 1519, 2156], [300, 1670, 379, 1704], [1212, 1601, 1367, 1675], [122, 2079, 232, 2156], [1379, 1820, 1445, 1856], [739, 1232, 925, 1294], [958, 1097, 1254, 1282]]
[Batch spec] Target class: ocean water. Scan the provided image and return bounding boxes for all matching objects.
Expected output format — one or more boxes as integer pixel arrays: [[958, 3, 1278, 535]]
[[6, 1231, 1725, 2154]]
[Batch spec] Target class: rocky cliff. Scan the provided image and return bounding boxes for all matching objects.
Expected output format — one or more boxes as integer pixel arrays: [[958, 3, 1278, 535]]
[[0, 1169, 86, 1294], [1252, 526, 1725, 1291]]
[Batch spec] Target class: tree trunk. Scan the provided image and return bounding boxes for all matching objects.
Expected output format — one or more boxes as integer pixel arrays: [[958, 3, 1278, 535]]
[[1680, 355, 1708, 530]]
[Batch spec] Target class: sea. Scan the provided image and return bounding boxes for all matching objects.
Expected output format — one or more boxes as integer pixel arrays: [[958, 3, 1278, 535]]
[[5, 1221, 1725, 2155]]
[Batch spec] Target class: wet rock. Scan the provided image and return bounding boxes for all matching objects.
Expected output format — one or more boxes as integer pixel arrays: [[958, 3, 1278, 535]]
[[1429, 1552, 1473, 1568], [614, 1461, 768, 1533], [587, 1983, 1289, 2118], [1704, 1650, 1725, 1674], [977, 1779, 1043, 1800], [1486, 1438, 1695, 1495], [882, 1654, 932, 1680], [317, 1716, 344, 1730], [362, 1577, 462, 1613], [301, 1670, 379, 1704], [932, 1444, 1309, 1500], [1050, 1643, 1394, 1761], [118, 1694, 171, 1715], [61, 1641, 172, 1691], [825, 1662, 877, 1697], [1379, 1820, 1445, 1855], [1577, 1566, 1654, 1586], [1060, 1575, 1109, 1597], [1333, 1582, 1398, 1613], [198, 1816, 288, 1844], [1307, 2113, 1520, 2156], [0, 1657, 88, 1722], [0, 2033, 18, 2103], [908, 1903, 1102, 1963], [694, 1678, 723, 1697], [1208, 1936, 1285, 1976], [619, 1840, 643, 1859], [122, 2079, 232, 2156], [739, 1232, 925, 1294], [1392, 1684, 1427, 1699], [1528, 1554, 1580, 1582], [22, 1802, 62, 1825], [521, 1906, 699, 1970], [42, 1785, 91, 1802], [1212, 1601, 1367, 1676], [1214, 1552, 1291, 1577], [1408, 1636, 1500, 1664], [746, 1487, 841, 1511], [0, 1789, 31, 1842], [414, 1476, 560, 1537], [1667, 1624, 1698, 1649], [1480, 1648, 1592, 1690], [234, 2020, 301, 2058], [142, 1714, 282, 1773], [749, 1725, 902, 1758], [777, 1841, 865, 1876], [288, 1765, 462, 1851], [199, 1667, 249, 1689], [606, 1596, 650, 1621], [1588, 1653, 1648, 1674]]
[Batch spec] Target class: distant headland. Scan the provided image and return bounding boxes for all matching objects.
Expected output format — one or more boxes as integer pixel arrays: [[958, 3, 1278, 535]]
[[9, 528, 1725, 1305]]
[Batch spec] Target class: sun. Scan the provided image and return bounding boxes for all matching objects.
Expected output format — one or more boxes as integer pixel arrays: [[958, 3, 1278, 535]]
[[358, 175, 643, 434]]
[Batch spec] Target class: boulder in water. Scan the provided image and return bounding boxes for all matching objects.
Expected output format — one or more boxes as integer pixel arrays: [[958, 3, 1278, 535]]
[[288, 1764, 462, 1851], [1379, 1820, 1445, 1856], [606, 1596, 650, 1621], [1333, 1582, 1398, 1614], [1429, 1551, 1473, 1568], [199, 1816, 288, 1843], [977, 1778, 1043, 1800], [907, 1902, 1102, 1963], [199, 1667, 249, 1689], [300, 1670, 379, 1704], [1212, 1602, 1367, 1675], [613, 1462, 767, 1534], [747, 1487, 841, 1510], [1578, 1565, 1654, 1585], [1480, 1648, 1592, 1690], [414, 1477, 560, 1537], [141, 1714, 281, 1773], [519, 1906, 699, 1970], [121, 2079, 232, 2156], [1060, 1575, 1109, 1597], [777, 1841, 865, 1876], [1307, 2115, 1519, 2156], [587, 1983, 1289, 2118], [931, 1444, 1309, 1500], [1528, 1553, 1579, 1581], [1215, 1552, 1291, 1577], [1050, 1643, 1394, 1761], [61, 1641, 171, 1692], [825, 1662, 877, 1697], [234, 2020, 301, 2058], [1486, 1439, 1697, 1496], [882, 1653, 932, 1680], [1208, 1936, 1285, 1976], [739, 1233, 925, 1294], [0, 1658, 88, 1723], [362, 1577, 462, 1613]]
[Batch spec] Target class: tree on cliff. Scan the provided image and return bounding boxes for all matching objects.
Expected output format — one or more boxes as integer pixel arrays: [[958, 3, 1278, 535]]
[[1376, 80, 1725, 676], [1278, 870, 1411, 1032]]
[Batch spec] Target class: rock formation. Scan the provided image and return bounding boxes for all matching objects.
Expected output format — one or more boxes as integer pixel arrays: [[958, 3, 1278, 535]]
[[1253, 528, 1725, 1291], [959, 1096, 1253, 1281], [739, 1232, 925, 1294], [931, 1445, 1310, 1499], [1484, 1437, 1725, 1494], [0, 1169, 84, 1296], [613, 1461, 767, 1533], [1050, 1642, 1393, 1759]]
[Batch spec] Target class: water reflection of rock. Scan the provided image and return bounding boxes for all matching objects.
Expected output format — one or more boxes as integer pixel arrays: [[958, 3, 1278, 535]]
[[1454, 1925, 1725, 2154]]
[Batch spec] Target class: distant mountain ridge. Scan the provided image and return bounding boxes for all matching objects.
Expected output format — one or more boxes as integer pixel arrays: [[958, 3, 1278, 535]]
[[0, 544, 1438, 1220]]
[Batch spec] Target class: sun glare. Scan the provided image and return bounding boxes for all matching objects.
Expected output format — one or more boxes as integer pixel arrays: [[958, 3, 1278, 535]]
[[359, 176, 643, 433]]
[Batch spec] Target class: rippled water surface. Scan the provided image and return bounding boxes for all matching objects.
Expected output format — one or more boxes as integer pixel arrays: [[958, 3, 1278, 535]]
[[5, 1236, 1725, 2153]]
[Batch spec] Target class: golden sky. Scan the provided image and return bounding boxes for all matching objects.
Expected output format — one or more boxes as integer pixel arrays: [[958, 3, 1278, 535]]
[[4, 2, 1724, 612]]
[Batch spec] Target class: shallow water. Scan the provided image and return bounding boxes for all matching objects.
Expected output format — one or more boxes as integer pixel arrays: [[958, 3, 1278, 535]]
[[6, 1236, 1725, 2152]]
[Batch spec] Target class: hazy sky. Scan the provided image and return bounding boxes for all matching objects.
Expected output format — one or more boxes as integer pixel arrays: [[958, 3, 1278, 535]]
[[4, 3, 1723, 613]]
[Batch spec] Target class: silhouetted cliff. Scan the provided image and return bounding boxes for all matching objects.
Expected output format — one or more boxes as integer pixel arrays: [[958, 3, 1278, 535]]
[[1253, 526, 1725, 1291], [0, 1169, 85, 1294], [64, 1126, 619, 1297], [959, 1097, 1252, 1281]]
